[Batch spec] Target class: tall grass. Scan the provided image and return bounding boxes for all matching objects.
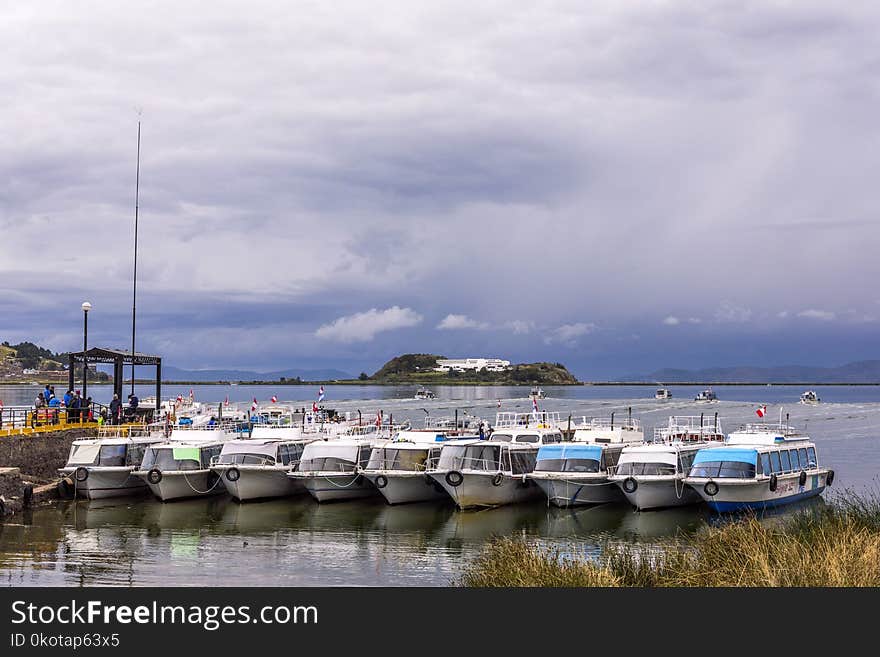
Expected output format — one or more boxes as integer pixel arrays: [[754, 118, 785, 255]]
[[459, 491, 880, 587]]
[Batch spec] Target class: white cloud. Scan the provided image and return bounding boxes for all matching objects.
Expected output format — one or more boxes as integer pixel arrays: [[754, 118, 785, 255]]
[[687, 317, 702, 324], [436, 314, 489, 330], [315, 306, 423, 343], [797, 309, 836, 321], [504, 320, 535, 335], [544, 322, 597, 346], [714, 302, 752, 324], [777, 310, 789, 319], [662, 316, 680, 326]]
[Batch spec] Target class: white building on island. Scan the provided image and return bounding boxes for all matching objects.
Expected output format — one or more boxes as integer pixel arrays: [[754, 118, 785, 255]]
[[434, 358, 511, 373]]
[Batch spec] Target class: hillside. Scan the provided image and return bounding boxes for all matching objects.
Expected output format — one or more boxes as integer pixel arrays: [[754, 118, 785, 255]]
[[161, 365, 353, 383], [369, 354, 579, 385], [625, 360, 880, 383], [0, 340, 109, 382]]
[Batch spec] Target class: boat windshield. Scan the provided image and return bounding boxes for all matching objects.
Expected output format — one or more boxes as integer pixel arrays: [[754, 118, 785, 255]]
[[689, 461, 756, 479], [67, 444, 100, 466], [615, 462, 677, 476], [140, 448, 202, 471], [98, 444, 127, 467], [299, 456, 357, 473], [438, 444, 501, 471], [217, 452, 277, 466], [488, 433, 513, 442], [367, 448, 429, 471], [535, 458, 600, 473]]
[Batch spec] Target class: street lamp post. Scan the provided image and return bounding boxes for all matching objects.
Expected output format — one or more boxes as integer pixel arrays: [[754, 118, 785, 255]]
[[82, 301, 91, 419]]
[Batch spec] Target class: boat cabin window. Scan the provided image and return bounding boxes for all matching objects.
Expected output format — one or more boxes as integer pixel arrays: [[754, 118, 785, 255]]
[[760, 454, 771, 476], [299, 456, 358, 473], [770, 452, 781, 473], [515, 434, 540, 444], [488, 433, 512, 442], [601, 450, 622, 470], [789, 449, 800, 470], [542, 433, 562, 444], [201, 446, 223, 469], [218, 452, 277, 466], [98, 445, 127, 467], [677, 452, 696, 473], [126, 444, 148, 467], [141, 448, 201, 471], [68, 444, 100, 466], [806, 447, 817, 468], [509, 451, 537, 474], [278, 443, 305, 466], [689, 461, 756, 479], [367, 448, 429, 471], [780, 450, 791, 473], [798, 448, 808, 470], [616, 462, 676, 476]]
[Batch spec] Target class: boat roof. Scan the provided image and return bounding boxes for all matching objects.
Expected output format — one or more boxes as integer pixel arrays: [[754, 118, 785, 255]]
[[71, 436, 163, 447], [149, 439, 227, 449], [726, 424, 811, 445]]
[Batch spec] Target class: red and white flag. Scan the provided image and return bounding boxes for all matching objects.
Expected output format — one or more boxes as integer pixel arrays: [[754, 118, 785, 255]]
[[317, 386, 325, 402], [176, 394, 183, 402], [251, 397, 258, 412], [532, 398, 539, 414], [312, 401, 319, 413], [756, 405, 767, 418], [375, 410, 382, 427], [224, 396, 229, 407], [189, 388, 194, 399], [497, 399, 501, 408], [270, 395, 278, 403]]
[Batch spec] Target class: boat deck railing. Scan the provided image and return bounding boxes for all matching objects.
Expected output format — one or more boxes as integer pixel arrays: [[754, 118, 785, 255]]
[[494, 411, 561, 428], [572, 416, 642, 431]]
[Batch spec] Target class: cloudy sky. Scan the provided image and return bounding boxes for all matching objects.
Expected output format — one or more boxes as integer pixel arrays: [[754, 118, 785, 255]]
[[2, 1, 879, 378]]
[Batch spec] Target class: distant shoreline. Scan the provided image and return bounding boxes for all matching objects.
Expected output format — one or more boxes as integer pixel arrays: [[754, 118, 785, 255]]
[[3, 380, 879, 387]]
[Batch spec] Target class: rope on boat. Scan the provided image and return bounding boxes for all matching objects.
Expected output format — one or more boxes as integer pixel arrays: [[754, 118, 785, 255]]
[[181, 470, 225, 495]]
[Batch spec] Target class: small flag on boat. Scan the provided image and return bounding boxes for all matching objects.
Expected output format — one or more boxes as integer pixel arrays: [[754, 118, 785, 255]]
[[756, 405, 767, 418], [251, 397, 258, 411], [189, 388, 194, 399], [270, 395, 277, 403], [375, 410, 382, 427], [317, 385, 325, 402], [176, 394, 183, 403], [312, 401, 319, 413], [532, 398, 539, 413], [497, 399, 501, 408], [224, 396, 229, 406]]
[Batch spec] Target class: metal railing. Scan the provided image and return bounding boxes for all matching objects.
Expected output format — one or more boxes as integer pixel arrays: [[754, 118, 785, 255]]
[[494, 411, 561, 428]]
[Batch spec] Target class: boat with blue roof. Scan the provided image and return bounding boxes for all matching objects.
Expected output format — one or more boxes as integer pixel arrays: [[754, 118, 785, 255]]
[[684, 418, 834, 512], [528, 413, 644, 507]]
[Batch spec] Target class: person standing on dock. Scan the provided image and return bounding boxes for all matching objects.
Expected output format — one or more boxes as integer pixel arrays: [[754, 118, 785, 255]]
[[43, 384, 52, 402], [34, 392, 46, 408], [70, 391, 82, 422], [109, 394, 121, 425]]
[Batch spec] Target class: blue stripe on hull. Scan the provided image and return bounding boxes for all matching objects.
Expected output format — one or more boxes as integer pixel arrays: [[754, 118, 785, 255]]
[[707, 486, 825, 513]]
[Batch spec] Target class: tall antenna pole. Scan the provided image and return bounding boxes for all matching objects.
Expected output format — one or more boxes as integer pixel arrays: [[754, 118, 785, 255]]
[[131, 120, 141, 395]]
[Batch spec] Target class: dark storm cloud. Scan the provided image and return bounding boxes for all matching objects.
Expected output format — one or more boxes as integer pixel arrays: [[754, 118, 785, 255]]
[[2, 1, 879, 375]]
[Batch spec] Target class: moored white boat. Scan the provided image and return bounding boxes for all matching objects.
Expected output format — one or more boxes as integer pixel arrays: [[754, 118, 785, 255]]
[[529, 414, 644, 507], [132, 429, 231, 502], [608, 416, 725, 510], [414, 386, 435, 400], [58, 428, 164, 499], [287, 438, 378, 502], [428, 413, 562, 509], [211, 438, 313, 501], [694, 387, 718, 403], [799, 390, 820, 405], [684, 421, 833, 512], [360, 430, 452, 504], [655, 388, 672, 400]]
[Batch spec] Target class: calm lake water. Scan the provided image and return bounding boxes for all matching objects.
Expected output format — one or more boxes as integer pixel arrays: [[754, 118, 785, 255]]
[[1, 385, 878, 586]]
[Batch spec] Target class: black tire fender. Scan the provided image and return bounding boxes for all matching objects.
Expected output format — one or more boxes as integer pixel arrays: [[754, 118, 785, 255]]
[[622, 477, 638, 494], [147, 468, 163, 485], [226, 467, 241, 482], [704, 480, 719, 497], [74, 466, 89, 483], [798, 471, 807, 487], [445, 470, 464, 487], [826, 470, 834, 487], [491, 473, 504, 487], [375, 474, 388, 489], [769, 473, 778, 492], [23, 484, 34, 505]]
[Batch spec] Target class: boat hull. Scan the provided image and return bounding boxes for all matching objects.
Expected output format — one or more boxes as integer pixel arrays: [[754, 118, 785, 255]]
[[429, 471, 542, 510], [60, 467, 148, 500], [529, 473, 624, 507], [688, 471, 829, 512], [292, 473, 379, 503], [136, 470, 226, 502], [212, 466, 305, 502], [612, 476, 702, 510], [362, 472, 448, 504]]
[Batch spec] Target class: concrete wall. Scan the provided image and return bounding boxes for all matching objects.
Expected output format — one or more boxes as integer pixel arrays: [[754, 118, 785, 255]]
[[0, 428, 97, 480], [0, 467, 23, 515]]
